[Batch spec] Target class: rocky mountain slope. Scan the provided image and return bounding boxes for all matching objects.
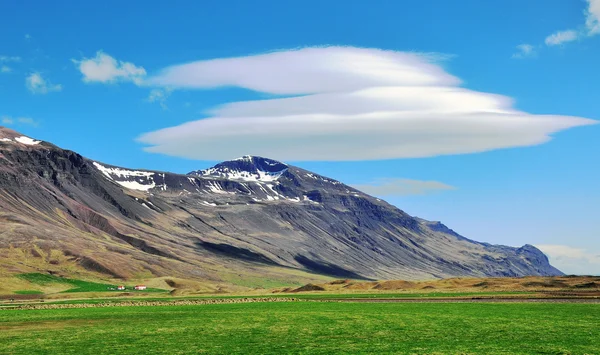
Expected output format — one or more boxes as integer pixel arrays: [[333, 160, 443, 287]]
[[0, 127, 562, 287]]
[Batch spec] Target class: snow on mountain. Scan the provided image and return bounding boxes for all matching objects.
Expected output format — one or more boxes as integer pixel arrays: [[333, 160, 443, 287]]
[[14, 136, 41, 145], [192, 155, 289, 182], [93, 162, 162, 192], [0, 129, 42, 146]]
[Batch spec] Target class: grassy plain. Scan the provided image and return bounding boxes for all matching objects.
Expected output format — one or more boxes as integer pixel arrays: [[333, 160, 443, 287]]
[[1, 301, 599, 354]]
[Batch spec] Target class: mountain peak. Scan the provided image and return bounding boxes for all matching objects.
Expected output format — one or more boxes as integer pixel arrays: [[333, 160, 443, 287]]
[[232, 155, 284, 165], [190, 156, 288, 182]]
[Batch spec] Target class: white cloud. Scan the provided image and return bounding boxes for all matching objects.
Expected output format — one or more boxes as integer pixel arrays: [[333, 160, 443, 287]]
[[512, 44, 536, 58], [352, 178, 456, 196], [73, 51, 146, 84], [539, 1, 600, 49], [585, 0, 600, 35], [545, 30, 579, 46], [0, 115, 39, 127], [0, 55, 21, 62], [137, 46, 596, 161], [147, 88, 172, 110], [536, 244, 600, 275], [148, 47, 459, 94], [1, 55, 20, 74], [25, 72, 62, 94], [16, 117, 39, 127]]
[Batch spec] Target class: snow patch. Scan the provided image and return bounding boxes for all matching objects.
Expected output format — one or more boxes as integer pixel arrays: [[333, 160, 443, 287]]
[[115, 180, 156, 191], [92, 162, 156, 192], [14, 136, 41, 145], [264, 184, 282, 200], [206, 181, 231, 194], [200, 167, 286, 182], [305, 172, 341, 185]]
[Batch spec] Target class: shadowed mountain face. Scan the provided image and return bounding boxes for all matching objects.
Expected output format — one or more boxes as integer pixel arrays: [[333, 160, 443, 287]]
[[0, 127, 563, 284]]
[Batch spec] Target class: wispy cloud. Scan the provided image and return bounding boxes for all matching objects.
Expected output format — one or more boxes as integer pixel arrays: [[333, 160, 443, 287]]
[[16, 117, 39, 127], [137, 46, 596, 161], [536, 244, 600, 275], [73, 51, 146, 84], [1, 54, 21, 74], [514, 1, 600, 55], [0, 55, 21, 62], [586, 0, 600, 34], [545, 30, 579, 46], [542, 1, 599, 48], [512, 44, 536, 58], [147, 88, 172, 110], [351, 178, 456, 196], [1, 115, 39, 127], [25, 72, 62, 94]]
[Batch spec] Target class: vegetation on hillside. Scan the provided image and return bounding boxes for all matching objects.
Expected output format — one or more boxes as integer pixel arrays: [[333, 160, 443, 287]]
[[15, 273, 166, 294]]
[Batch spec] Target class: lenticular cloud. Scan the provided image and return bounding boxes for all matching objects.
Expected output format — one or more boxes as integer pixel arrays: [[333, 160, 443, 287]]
[[139, 46, 596, 161]]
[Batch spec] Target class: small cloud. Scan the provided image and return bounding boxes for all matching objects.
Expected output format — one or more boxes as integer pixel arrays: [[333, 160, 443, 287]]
[[518, 0, 600, 54], [147, 88, 172, 110], [351, 178, 456, 197], [17, 117, 39, 127], [1, 65, 11, 73], [538, 1, 600, 49], [25, 72, 62, 94], [545, 30, 579, 46], [0, 55, 21, 62], [24, 34, 32, 40], [73, 51, 146, 85], [585, 0, 600, 35], [0, 115, 39, 127], [536, 244, 600, 275], [512, 44, 536, 58]]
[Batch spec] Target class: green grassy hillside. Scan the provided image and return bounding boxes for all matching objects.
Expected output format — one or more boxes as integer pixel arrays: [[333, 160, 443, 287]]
[[15, 273, 166, 293]]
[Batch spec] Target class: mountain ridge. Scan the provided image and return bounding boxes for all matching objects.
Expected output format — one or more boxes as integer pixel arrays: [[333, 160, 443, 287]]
[[0, 127, 563, 289]]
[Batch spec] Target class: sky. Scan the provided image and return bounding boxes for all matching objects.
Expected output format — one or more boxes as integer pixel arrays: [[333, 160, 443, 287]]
[[1, 0, 599, 275]]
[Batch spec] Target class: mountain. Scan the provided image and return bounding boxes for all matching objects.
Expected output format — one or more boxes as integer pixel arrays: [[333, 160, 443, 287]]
[[0, 127, 562, 289]]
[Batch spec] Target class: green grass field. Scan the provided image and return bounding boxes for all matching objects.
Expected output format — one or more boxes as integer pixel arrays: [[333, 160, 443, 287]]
[[15, 273, 166, 294], [12, 290, 44, 295], [1, 302, 598, 354]]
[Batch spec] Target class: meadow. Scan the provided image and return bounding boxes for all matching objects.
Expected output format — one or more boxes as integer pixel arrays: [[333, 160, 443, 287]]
[[1, 301, 598, 354]]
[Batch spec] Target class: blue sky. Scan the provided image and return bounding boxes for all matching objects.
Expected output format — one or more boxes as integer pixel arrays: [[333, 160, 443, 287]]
[[1, 0, 599, 274]]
